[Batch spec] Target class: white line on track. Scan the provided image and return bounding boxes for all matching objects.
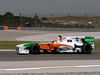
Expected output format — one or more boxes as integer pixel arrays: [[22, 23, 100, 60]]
[[0, 65, 100, 71], [0, 49, 15, 51]]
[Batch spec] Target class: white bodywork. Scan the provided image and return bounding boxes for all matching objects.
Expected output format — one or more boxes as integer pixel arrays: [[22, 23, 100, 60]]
[[56, 36, 83, 53], [58, 37, 83, 46], [16, 44, 29, 54]]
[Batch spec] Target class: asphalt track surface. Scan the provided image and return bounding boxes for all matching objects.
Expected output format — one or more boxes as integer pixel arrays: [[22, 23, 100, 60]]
[[0, 51, 100, 73], [0, 51, 100, 61], [0, 30, 100, 41]]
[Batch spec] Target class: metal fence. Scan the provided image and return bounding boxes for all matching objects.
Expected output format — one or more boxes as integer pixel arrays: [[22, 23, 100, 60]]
[[20, 27, 100, 32]]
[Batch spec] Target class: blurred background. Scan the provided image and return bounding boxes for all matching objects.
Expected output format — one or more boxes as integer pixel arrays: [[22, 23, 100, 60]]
[[0, 12, 100, 28]]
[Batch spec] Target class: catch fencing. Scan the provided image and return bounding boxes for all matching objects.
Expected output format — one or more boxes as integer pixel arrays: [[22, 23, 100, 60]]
[[20, 27, 100, 32], [0, 26, 100, 32]]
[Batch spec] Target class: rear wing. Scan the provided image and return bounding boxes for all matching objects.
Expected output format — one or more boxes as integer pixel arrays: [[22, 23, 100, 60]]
[[84, 36, 95, 44], [84, 36, 95, 48]]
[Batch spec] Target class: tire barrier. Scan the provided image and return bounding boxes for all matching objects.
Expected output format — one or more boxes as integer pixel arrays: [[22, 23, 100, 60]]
[[0, 26, 4, 30], [4, 26, 9, 30], [0, 26, 100, 32], [0, 26, 9, 30], [0, 26, 21, 30]]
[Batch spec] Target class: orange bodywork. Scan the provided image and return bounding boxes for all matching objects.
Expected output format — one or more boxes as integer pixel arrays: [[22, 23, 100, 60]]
[[39, 42, 69, 51]]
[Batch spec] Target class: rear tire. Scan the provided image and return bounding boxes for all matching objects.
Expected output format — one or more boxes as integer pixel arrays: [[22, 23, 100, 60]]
[[30, 44, 40, 54], [82, 44, 92, 54]]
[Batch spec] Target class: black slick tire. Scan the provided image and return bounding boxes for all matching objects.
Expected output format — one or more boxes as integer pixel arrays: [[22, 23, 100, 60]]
[[30, 44, 40, 54], [82, 44, 92, 54]]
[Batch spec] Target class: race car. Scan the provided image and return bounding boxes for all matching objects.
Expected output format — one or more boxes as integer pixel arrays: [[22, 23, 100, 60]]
[[16, 35, 95, 54]]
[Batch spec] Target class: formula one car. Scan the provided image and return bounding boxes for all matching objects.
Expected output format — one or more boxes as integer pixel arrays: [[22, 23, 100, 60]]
[[16, 35, 95, 54]]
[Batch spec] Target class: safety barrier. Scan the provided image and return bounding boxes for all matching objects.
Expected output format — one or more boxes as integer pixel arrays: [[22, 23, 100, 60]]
[[4, 26, 9, 30], [20, 27, 100, 32], [0, 26, 9, 30], [0, 26, 22, 30], [0, 26, 4, 30], [0, 26, 100, 32]]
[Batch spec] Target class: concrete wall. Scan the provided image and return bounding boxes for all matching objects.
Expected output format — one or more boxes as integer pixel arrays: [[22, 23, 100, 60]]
[[21, 27, 100, 32], [0, 72, 100, 75]]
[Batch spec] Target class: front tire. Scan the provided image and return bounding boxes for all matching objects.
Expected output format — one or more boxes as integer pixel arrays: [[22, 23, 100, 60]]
[[30, 44, 40, 54]]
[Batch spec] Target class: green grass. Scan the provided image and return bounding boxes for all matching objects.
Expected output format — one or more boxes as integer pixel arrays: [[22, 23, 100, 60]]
[[95, 40, 100, 50], [0, 41, 100, 50], [0, 41, 25, 49]]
